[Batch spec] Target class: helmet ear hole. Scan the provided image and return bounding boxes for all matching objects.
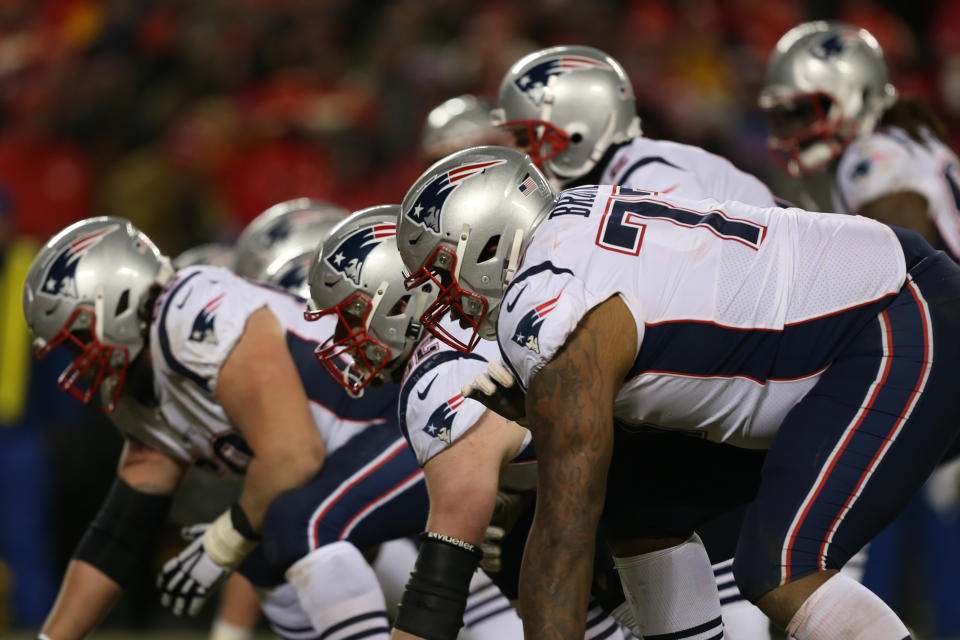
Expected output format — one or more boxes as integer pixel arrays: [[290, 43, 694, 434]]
[[115, 289, 130, 316], [570, 133, 583, 144], [477, 235, 500, 264], [387, 295, 410, 317]]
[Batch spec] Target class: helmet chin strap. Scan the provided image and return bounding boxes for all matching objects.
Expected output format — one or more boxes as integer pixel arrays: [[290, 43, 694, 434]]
[[365, 280, 390, 331], [94, 285, 105, 343], [453, 223, 471, 281], [504, 228, 525, 286]]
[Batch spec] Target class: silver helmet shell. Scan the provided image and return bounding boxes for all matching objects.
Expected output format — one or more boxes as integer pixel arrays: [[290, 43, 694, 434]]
[[492, 45, 641, 185], [22, 216, 174, 411], [398, 145, 554, 352], [421, 95, 513, 162], [234, 198, 348, 296], [759, 21, 897, 176], [306, 205, 435, 393]]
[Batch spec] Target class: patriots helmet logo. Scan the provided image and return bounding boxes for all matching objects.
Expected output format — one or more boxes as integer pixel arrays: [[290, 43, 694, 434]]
[[511, 294, 560, 354], [326, 223, 396, 285], [190, 293, 224, 344], [405, 160, 508, 233], [265, 217, 292, 246], [422, 393, 464, 444], [810, 33, 848, 61], [275, 255, 310, 293], [42, 224, 120, 299], [515, 56, 609, 107]]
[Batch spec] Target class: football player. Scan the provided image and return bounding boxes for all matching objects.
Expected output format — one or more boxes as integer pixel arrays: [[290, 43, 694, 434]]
[[493, 45, 777, 205], [24, 209, 427, 640], [397, 145, 960, 640], [759, 21, 960, 255], [493, 44, 789, 639], [305, 206, 628, 640]]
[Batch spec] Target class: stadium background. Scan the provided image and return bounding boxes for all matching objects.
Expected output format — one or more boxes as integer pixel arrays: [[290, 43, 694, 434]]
[[1, 0, 959, 637]]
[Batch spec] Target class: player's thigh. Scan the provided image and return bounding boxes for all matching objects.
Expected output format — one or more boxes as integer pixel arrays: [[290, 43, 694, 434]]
[[735, 266, 960, 602], [260, 421, 427, 572]]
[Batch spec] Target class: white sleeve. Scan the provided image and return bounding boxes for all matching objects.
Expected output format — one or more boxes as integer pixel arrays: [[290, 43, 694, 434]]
[[399, 349, 492, 466], [496, 265, 643, 390], [155, 268, 269, 393], [835, 135, 939, 213]]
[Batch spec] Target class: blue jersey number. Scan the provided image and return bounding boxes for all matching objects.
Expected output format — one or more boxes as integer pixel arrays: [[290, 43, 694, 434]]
[[596, 192, 766, 254]]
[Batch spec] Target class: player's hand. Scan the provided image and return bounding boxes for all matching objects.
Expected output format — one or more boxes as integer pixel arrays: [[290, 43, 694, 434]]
[[156, 523, 230, 616], [480, 525, 506, 573], [480, 491, 535, 573], [462, 359, 527, 425]]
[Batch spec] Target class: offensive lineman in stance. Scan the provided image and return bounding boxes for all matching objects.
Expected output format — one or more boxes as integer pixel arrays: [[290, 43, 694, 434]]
[[397, 145, 960, 640], [305, 206, 628, 640], [24, 213, 427, 640]]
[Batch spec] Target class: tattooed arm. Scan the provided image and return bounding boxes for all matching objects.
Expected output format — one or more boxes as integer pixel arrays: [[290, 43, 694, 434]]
[[519, 296, 638, 640]]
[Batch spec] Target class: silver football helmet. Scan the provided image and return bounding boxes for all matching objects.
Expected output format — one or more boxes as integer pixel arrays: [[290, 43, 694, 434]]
[[759, 21, 898, 176], [305, 205, 436, 394], [22, 217, 174, 411], [421, 95, 513, 162], [398, 145, 554, 353], [491, 45, 641, 185], [234, 198, 348, 297]]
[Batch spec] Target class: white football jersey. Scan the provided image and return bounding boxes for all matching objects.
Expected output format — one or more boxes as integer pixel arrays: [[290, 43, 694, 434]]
[[399, 319, 535, 490], [497, 185, 906, 449], [591, 136, 777, 207], [109, 265, 397, 476], [834, 125, 960, 259]]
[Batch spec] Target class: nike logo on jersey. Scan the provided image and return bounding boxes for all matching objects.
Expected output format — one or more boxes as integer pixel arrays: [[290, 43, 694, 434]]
[[175, 289, 193, 309], [505, 285, 528, 313], [417, 374, 439, 400]]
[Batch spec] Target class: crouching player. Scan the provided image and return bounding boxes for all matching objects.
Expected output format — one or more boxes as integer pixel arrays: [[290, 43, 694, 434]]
[[305, 206, 630, 640], [24, 217, 426, 640]]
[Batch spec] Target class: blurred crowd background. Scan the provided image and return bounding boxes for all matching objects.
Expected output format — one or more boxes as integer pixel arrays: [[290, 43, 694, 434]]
[[2, 0, 959, 636]]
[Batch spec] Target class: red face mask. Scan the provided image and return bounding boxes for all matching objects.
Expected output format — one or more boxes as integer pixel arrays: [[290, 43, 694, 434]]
[[35, 307, 129, 412], [402, 245, 487, 353], [304, 292, 392, 394], [497, 119, 570, 169], [763, 91, 851, 175]]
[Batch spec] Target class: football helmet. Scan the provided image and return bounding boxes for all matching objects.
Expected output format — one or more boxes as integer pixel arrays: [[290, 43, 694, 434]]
[[421, 95, 512, 162], [491, 45, 641, 185], [759, 21, 898, 176], [22, 217, 174, 411], [305, 205, 436, 394], [234, 198, 348, 297], [398, 145, 554, 353]]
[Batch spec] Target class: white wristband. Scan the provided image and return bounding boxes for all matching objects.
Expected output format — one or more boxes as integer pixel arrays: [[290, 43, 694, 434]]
[[202, 509, 259, 571]]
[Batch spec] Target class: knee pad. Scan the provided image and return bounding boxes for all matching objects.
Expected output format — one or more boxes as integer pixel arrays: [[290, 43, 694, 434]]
[[614, 533, 723, 639], [285, 541, 389, 636]]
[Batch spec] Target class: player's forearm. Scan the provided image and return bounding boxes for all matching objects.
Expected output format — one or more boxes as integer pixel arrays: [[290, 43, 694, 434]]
[[42, 559, 124, 640], [518, 501, 597, 639], [238, 448, 323, 530]]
